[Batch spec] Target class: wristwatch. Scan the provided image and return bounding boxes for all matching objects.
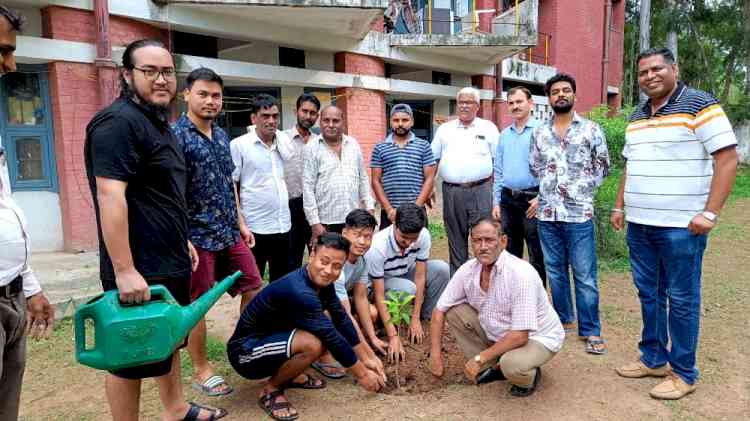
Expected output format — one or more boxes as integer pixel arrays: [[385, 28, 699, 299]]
[[701, 211, 718, 223], [474, 354, 482, 364]]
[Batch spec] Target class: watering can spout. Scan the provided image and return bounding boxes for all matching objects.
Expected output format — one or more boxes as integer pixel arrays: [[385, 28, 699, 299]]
[[178, 271, 242, 336]]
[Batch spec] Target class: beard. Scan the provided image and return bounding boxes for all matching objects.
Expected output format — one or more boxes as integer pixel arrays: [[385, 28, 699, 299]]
[[298, 118, 315, 130], [131, 88, 173, 122], [393, 127, 409, 136], [551, 100, 573, 114]]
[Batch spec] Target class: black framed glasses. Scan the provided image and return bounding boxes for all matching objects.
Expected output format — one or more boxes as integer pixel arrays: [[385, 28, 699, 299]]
[[132, 66, 176, 81]]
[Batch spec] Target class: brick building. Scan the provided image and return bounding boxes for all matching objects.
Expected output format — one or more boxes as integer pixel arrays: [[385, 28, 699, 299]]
[[3, 0, 624, 252]]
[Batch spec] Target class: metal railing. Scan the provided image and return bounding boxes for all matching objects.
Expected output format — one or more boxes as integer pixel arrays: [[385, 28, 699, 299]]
[[519, 32, 551, 65], [384, 0, 525, 36]]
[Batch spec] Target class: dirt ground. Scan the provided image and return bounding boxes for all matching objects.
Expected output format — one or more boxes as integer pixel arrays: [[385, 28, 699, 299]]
[[19, 200, 750, 421]]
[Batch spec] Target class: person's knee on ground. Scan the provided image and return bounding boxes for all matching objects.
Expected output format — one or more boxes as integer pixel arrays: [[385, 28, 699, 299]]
[[499, 351, 538, 388]]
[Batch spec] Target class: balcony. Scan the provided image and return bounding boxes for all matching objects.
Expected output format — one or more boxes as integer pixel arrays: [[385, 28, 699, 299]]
[[388, 0, 538, 64], [153, 0, 389, 39]]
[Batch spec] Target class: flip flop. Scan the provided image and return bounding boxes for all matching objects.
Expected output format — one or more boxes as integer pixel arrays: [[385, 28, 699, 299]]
[[311, 362, 347, 379], [191, 375, 233, 397], [585, 338, 608, 355], [181, 402, 228, 421], [285, 374, 327, 390], [258, 390, 299, 421]]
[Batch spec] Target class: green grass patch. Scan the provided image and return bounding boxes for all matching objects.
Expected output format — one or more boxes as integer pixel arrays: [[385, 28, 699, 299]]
[[728, 165, 750, 203], [180, 334, 228, 375], [428, 222, 446, 240]]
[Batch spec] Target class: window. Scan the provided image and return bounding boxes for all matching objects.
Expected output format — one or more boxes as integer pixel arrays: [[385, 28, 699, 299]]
[[0, 66, 57, 191]]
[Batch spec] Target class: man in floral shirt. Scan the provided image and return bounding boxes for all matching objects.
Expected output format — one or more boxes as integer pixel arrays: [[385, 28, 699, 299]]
[[529, 73, 610, 355], [172, 67, 263, 397]]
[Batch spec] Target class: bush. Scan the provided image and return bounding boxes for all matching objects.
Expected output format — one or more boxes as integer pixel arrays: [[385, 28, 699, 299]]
[[587, 105, 634, 169], [593, 168, 630, 272]]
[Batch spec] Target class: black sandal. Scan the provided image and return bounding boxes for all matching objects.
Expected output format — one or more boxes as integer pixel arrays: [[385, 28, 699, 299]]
[[182, 402, 228, 421], [258, 390, 299, 421], [285, 373, 327, 390]]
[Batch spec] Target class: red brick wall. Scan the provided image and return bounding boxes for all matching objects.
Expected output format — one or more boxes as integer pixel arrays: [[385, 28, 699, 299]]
[[547, 0, 606, 112], [43, 6, 166, 250], [608, 0, 626, 89], [42, 6, 167, 46], [472, 74, 498, 125], [334, 53, 386, 164]]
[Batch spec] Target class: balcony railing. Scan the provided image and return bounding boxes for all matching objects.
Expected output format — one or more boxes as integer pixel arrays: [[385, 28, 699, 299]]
[[384, 1, 526, 35]]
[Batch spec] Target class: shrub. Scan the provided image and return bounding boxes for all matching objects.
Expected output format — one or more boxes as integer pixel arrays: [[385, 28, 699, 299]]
[[587, 105, 634, 169]]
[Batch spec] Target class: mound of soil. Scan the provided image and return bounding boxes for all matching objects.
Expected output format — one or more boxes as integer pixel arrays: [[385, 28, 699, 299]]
[[380, 330, 469, 395]]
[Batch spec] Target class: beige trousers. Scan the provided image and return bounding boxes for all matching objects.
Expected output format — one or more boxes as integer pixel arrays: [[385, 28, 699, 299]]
[[446, 303, 556, 387]]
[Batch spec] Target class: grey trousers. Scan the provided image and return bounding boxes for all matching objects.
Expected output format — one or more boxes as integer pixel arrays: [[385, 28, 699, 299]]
[[0, 291, 27, 420], [382, 260, 451, 320], [442, 181, 494, 275]]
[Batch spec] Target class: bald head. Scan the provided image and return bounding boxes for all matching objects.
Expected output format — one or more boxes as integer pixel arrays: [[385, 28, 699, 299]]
[[320, 105, 345, 143]]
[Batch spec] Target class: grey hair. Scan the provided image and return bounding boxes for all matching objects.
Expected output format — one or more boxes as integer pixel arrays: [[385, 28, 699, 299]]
[[457, 87, 481, 104]]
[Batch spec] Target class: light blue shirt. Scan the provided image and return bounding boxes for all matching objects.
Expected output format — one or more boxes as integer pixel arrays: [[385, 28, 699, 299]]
[[493, 118, 540, 205]]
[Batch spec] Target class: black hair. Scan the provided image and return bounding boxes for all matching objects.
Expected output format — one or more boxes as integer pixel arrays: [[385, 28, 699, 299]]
[[314, 232, 351, 254], [345, 209, 377, 231], [296, 93, 321, 111], [119, 39, 171, 99], [254, 94, 279, 114], [0, 6, 24, 32], [636, 47, 676, 66], [544, 73, 577, 97], [186, 67, 223, 90], [469, 217, 505, 237], [395, 203, 426, 235], [508, 86, 532, 100]]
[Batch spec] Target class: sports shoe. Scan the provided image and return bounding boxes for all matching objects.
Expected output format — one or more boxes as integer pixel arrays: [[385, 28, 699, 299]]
[[649, 374, 696, 400], [615, 361, 670, 378]]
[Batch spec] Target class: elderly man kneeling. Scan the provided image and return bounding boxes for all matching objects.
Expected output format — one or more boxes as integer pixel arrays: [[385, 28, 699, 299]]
[[429, 218, 564, 397]]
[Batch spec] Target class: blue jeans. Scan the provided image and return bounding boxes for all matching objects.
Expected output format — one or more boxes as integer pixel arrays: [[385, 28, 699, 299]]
[[538, 220, 601, 337], [627, 223, 707, 385]]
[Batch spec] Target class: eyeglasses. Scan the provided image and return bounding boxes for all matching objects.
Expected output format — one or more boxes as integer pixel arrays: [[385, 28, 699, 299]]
[[132, 66, 176, 81]]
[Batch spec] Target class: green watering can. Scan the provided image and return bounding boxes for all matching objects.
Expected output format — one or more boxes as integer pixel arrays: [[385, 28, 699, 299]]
[[74, 271, 241, 371]]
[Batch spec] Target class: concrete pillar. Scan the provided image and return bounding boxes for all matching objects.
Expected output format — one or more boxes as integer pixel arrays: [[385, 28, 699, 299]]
[[334, 52, 386, 163], [475, 0, 496, 32]]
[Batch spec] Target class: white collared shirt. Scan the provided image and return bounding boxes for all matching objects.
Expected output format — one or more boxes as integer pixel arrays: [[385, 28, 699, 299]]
[[282, 126, 310, 199], [431, 117, 500, 184], [0, 137, 42, 297], [230, 128, 292, 235]]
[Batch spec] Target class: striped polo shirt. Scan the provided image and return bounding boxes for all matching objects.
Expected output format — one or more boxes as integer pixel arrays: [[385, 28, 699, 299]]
[[370, 133, 436, 208], [623, 83, 737, 227], [365, 225, 431, 280]]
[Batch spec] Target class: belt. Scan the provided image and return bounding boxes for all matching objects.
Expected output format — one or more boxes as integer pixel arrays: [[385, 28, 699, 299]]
[[502, 186, 539, 198], [444, 176, 491, 189], [0, 275, 23, 298]]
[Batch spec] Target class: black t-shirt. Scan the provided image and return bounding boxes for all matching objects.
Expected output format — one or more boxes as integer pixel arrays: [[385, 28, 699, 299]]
[[84, 97, 190, 282]]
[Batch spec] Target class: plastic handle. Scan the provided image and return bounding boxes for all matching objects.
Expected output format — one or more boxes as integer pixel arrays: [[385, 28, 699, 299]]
[[149, 285, 170, 301], [74, 305, 92, 359]]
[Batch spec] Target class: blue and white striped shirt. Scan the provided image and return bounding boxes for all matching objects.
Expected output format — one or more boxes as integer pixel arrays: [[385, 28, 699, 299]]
[[370, 133, 435, 208]]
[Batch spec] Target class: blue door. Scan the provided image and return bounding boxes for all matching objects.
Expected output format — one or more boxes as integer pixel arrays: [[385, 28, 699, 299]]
[[0, 64, 58, 191]]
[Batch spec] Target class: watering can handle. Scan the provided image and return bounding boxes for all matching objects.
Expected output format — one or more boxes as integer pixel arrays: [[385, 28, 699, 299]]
[[74, 303, 94, 359], [149, 285, 170, 301]]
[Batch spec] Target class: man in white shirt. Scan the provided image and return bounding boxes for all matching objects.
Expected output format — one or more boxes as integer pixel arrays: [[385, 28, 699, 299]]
[[284, 93, 320, 269], [0, 7, 55, 419], [231, 94, 293, 281], [303, 105, 374, 241], [431, 87, 499, 275], [429, 218, 563, 397]]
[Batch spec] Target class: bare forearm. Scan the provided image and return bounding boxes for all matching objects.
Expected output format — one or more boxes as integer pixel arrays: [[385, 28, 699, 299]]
[[416, 167, 436, 206], [411, 264, 427, 320], [373, 282, 397, 336], [430, 309, 446, 354], [233, 182, 246, 226], [354, 288, 378, 340], [614, 165, 627, 209], [97, 192, 134, 272], [371, 174, 392, 211], [482, 332, 529, 362], [705, 147, 738, 214]]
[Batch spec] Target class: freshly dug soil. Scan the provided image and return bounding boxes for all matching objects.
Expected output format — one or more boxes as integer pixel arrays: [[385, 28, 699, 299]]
[[380, 329, 469, 395]]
